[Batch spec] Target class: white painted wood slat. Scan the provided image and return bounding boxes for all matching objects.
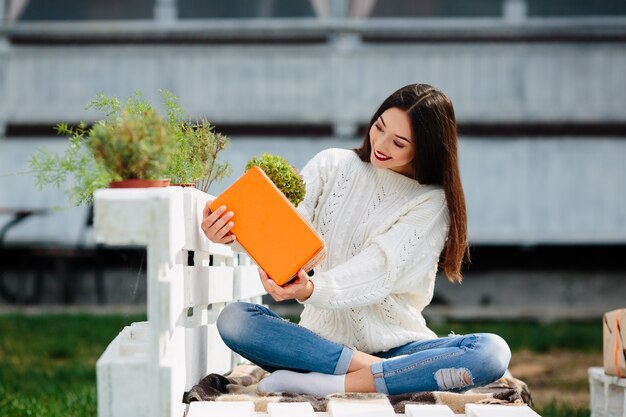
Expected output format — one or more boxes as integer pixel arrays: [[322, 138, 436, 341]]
[[465, 404, 540, 417], [588, 366, 626, 417], [183, 265, 234, 306], [267, 402, 315, 417], [234, 265, 265, 300], [327, 399, 396, 417], [405, 404, 457, 416], [186, 400, 255, 417], [97, 330, 151, 417], [206, 318, 233, 375]]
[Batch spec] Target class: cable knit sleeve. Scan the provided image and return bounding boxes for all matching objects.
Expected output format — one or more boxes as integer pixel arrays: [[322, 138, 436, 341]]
[[303, 188, 449, 310], [296, 150, 329, 224]]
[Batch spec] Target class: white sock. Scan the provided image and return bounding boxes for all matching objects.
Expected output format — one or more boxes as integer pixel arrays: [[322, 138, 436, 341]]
[[257, 370, 346, 396]]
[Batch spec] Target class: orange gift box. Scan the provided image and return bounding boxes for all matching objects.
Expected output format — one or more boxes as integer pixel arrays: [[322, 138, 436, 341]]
[[603, 308, 626, 377], [210, 166, 326, 286]]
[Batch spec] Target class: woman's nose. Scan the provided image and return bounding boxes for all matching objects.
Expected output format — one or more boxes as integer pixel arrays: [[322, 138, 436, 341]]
[[377, 134, 393, 149]]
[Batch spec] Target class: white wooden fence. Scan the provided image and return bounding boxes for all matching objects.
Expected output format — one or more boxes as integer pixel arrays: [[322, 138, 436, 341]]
[[94, 186, 264, 417], [93, 186, 542, 417]]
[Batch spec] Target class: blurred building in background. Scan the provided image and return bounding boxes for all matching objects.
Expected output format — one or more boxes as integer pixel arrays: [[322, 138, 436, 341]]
[[0, 0, 625, 316]]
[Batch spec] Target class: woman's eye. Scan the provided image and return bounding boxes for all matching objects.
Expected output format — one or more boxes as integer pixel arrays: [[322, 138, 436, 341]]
[[394, 141, 404, 148], [375, 124, 383, 132]]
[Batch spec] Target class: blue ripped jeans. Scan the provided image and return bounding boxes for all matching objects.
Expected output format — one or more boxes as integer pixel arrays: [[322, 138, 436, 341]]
[[216, 302, 511, 395]]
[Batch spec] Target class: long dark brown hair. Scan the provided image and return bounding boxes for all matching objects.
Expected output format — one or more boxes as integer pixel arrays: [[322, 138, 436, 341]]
[[354, 83, 469, 283]]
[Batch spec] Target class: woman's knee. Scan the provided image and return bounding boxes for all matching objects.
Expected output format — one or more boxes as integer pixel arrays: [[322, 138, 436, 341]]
[[477, 333, 511, 377], [216, 302, 253, 344]]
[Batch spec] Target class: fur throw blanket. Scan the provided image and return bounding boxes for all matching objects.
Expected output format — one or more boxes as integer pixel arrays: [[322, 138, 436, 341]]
[[183, 365, 533, 414]]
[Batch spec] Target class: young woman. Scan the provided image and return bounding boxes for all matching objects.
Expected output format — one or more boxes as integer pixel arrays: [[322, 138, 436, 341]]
[[201, 83, 511, 396]]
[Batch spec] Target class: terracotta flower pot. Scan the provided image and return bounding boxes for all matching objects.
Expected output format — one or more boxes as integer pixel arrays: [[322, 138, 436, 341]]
[[109, 179, 171, 188]]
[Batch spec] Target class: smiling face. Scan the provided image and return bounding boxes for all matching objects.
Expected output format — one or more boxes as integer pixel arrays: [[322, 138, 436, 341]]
[[369, 107, 415, 177]]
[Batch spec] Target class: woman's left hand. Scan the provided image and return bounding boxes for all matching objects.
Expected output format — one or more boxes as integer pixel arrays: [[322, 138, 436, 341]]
[[259, 268, 314, 302]]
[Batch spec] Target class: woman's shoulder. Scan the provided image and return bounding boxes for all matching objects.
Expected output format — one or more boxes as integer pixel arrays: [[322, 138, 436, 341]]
[[305, 148, 362, 172], [411, 184, 446, 205], [393, 183, 446, 217], [310, 147, 359, 164]]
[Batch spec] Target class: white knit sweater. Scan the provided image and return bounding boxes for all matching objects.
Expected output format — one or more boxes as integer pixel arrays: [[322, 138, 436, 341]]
[[295, 148, 450, 353]]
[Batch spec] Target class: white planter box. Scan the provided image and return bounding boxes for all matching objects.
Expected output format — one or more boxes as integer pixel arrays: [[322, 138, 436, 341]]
[[590, 367, 626, 417]]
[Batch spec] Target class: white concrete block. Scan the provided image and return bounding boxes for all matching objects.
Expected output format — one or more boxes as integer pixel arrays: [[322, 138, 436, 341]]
[[150, 265, 185, 340], [94, 185, 246, 417], [118, 326, 149, 357], [405, 404, 456, 416], [327, 399, 395, 417], [185, 325, 208, 390], [97, 331, 151, 417], [182, 302, 224, 327], [207, 321, 233, 375], [182, 187, 208, 251], [167, 265, 185, 328], [183, 319, 234, 388], [465, 404, 540, 417], [589, 366, 626, 417], [212, 252, 235, 267], [239, 253, 253, 266], [158, 327, 187, 417], [267, 402, 315, 416], [183, 266, 234, 307], [94, 188, 185, 260], [94, 188, 162, 245], [234, 265, 266, 300], [186, 400, 255, 417], [181, 189, 235, 256], [194, 247, 236, 267], [207, 267, 234, 303], [148, 264, 184, 364], [130, 321, 150, 341], [194, 240, 235, 259]]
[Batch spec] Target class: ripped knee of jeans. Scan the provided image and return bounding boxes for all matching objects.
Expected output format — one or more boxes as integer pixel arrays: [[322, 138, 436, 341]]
[[434, 367, 474, 391]]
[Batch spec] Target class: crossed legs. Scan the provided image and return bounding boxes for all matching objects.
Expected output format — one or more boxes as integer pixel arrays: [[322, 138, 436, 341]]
[[216, 302, 510, 396]]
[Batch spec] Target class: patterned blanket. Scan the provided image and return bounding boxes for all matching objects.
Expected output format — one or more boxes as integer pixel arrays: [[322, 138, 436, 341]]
[[183, 365, 533, 414]]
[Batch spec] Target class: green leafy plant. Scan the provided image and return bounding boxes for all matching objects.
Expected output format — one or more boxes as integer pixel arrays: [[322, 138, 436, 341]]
[[161, 90, 231, 191], [29, 122, 107, 206], [245, 153, 305, 206], [87, 93, 174, 181], [30, 92, 175, 205], [30, 91, 231, 205]]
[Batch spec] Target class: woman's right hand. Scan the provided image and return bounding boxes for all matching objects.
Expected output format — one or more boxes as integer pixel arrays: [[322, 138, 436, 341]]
[[201, 203, 237, 244]]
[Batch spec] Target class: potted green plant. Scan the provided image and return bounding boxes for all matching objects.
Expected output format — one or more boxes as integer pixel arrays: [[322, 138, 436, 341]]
[[30, 92, 176, 205], [245, 153, 305, 206], [30, 91, 231, 205], [160, 90, 231, 191]]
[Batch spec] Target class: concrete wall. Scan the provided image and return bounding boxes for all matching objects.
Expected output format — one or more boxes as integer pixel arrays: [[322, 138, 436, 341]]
[[1, 136, 625, 245], [1, 18, 625, 245], [3, 23, 626, 129]]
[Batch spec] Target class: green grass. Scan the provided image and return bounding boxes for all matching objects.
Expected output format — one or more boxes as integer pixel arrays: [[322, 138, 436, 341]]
[[0, 314, 144, 417], [539, 401, 591, 417], [0, 315, 598, 416], [429, 320, 602, 353], [287, 316, 602, 352]]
